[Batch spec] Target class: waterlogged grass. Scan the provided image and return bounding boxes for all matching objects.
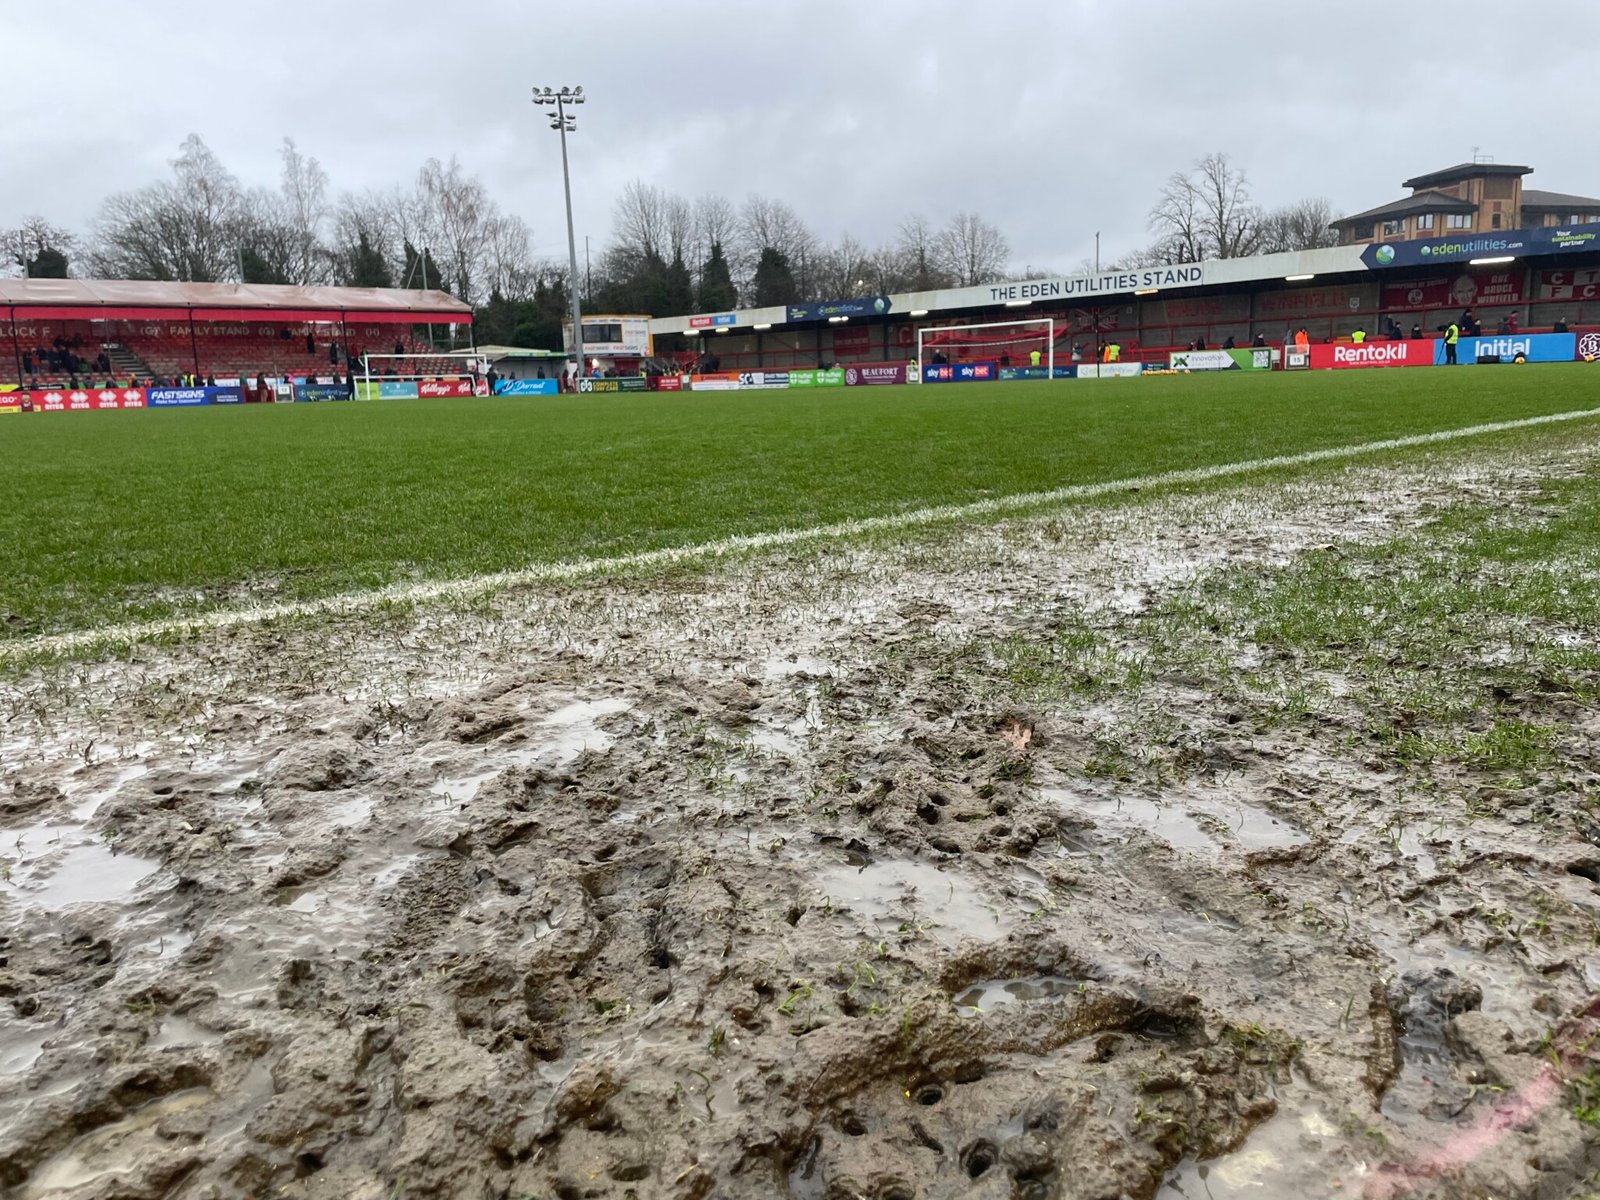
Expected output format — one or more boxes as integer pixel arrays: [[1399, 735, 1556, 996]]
[[966, 458, 1600, 787], [1, 365, 1597, 640]]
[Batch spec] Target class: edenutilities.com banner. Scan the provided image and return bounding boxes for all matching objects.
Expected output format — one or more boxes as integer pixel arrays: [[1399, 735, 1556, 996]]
[[1360, 224, 1600, 270]]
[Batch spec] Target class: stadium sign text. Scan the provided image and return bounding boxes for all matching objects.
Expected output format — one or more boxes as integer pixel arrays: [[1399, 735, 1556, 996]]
[[987, 265, 1204, 304]]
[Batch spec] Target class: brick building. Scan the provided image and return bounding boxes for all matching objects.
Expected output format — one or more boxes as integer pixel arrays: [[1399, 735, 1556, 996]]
[[1333, 162, 1600, 245]]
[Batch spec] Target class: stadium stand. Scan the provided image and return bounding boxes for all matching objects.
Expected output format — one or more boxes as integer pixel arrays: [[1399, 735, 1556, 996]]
[[1, 280, 473, 388]]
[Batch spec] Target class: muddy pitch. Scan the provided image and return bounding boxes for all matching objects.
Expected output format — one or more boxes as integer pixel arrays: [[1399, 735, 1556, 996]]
[[2, 441, 1599, 1200]]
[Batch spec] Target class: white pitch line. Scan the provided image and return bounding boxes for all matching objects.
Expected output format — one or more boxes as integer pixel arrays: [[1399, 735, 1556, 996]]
[[8, 405, 1600, 661]]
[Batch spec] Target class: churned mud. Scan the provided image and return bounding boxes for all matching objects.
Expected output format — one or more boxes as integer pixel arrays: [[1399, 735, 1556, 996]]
[[2, 435, 1599, 1199]]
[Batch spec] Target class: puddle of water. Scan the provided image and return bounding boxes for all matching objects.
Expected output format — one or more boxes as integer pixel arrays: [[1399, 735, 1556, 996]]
[[276, 887, 363, 920], [741, 723, 807, 760], [1158, 1101, 1349, 1198], [953, 976, 1081, 1014], [428, 768, 503, 803], [128, 929, 193, 963], [1217, 799, 1308, 851], [429, 698, 631, 799], [150, 1016, 221, 1049], [327, 794, 373, 826], [0, 1025, 52, 1075], [817, 859, 1012, 944], [20, 1087, 214, 1199], [68, 764, 151, 820], [1044, 784, 1305, 856], [1046, 788, 1215, 852], [0, 830, 162, 911], [760, 654, 831, 680]]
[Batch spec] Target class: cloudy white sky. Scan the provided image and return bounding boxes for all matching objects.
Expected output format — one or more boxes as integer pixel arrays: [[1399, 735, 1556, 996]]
[[3, 0, 1597, 275]]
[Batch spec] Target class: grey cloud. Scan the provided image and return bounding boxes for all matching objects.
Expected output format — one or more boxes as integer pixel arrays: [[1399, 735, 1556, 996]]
[[2, 0, 1596, 276]]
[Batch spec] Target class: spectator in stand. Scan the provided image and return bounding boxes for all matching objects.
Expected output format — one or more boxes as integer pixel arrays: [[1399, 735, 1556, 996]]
[[1554, 316, 1570, 333], [1252, 332, 1266, 347], [306, 332, 316, 355], [205, 374, 216, 387], [1351, 326, 1367, 344], [1507, 312, 1519, 335], [1411, 323, 1423, 339], [393, 340, 405, 357], [1222, 335, 1236, 350], [1497, 316, 1511, 335], [21, 350, 31, 374], [1195, 336, 1207, 350], [328, 342, 340, 365]]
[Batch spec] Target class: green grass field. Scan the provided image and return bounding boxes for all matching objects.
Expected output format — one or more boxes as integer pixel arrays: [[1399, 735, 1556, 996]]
[[2, 366, 1596, 641]]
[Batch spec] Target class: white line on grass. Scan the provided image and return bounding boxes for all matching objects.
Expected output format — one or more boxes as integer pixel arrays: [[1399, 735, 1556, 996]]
[[8, 405, 1600, 661]]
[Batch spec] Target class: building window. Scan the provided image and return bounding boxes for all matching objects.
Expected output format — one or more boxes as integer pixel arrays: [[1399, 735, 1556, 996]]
[[1491, 213, 1501, 229], [1415, 213, 1435, 231], [1446, 213, 1472, 229], [1381, 219, 1404, 237]]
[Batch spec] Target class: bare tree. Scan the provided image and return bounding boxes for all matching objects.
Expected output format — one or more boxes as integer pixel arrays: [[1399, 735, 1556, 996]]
[[481, 212, 537, 300], [689, 193, 736, 283], [737, 195, 815, 293], [5, 217, 78, 277], [88, 134, 246, 281], [1257, 197, 1342, 253], [611, 179, 676, 264], [811, 233, 874, 298], [1147, 152, 1261, 263], [410, 156, 530, 304], [895, 215, 950, 291], [329, 187, 404, 286], [934, 212, 1009, 287], [277, 138, 330, 284]]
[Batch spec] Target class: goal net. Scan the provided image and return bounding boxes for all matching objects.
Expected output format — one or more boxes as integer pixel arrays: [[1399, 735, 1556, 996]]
[[356, 353, 488, 401], [916, 318, 1055, 377]]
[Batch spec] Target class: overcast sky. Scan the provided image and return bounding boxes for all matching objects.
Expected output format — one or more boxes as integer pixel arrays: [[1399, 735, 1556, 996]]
[[4, 0, 1597, 278]]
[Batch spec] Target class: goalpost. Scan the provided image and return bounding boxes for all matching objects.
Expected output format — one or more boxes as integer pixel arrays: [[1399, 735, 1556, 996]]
[[356, 353, 489, 401], [916, 318, 1055, 378]]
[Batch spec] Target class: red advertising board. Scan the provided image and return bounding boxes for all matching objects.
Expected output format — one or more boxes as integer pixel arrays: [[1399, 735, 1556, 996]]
[[1257, 286, 1365, 317], [1467, 271, 1524, 306], [831, 327, 873, 355], [1383, 271, 1524, 310], [417, 379, 474, 398], [6, 388, 148, 411], [1538, 268, 1600, 302], [1380, 279, 1452, 310], [655, 375, 683, 391], [1308, 341, 1436, 369]]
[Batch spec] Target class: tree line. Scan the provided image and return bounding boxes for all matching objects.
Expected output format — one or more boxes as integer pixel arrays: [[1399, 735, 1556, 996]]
[[4, 138, 1340, 350]]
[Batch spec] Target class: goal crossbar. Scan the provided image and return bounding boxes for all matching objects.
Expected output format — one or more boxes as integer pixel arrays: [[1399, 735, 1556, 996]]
[[916, 318, 1055, 377]]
